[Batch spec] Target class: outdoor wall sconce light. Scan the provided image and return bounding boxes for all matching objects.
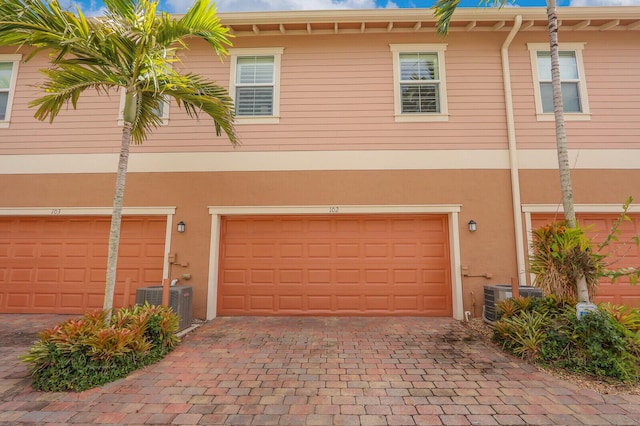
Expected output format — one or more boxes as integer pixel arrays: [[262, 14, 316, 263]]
[[468, 220, 477, 232], [177, 221, 186, 233]]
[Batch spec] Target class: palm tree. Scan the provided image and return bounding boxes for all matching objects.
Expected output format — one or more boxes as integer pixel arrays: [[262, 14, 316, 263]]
[[434, 0, 590, 303], [0, 0, 238, 323]]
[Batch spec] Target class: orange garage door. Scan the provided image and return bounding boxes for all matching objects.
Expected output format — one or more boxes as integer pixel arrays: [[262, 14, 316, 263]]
[[531, 213, 640, 308], [218, 214, 452, 316], [0, 216, 166, 314]]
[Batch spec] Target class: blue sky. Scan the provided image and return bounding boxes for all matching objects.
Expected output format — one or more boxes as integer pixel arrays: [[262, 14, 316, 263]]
[[67, 0, 640, 16]]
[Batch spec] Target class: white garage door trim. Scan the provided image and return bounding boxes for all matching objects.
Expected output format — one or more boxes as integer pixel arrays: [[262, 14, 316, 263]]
[[0, 206, 176, 280], [207, 205, 463, 321]]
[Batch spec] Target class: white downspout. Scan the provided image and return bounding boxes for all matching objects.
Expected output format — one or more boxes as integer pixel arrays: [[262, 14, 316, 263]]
[[502, 15, 528, 286]]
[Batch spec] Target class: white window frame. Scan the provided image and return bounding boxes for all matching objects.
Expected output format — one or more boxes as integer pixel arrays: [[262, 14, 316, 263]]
[[229, 47, 283, 125], [528, 42, 590, 122], [0, 54, 22, 129], [390, 44, 448, 123]]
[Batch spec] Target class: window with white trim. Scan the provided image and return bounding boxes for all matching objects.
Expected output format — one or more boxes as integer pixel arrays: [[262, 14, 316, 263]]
[[0, 54, 21, 128], [229, 48, 283, 124], [390, 44, 448, 122], [528, 43, 590, 121]]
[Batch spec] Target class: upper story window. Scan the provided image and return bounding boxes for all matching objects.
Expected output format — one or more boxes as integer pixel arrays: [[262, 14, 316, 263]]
[[0, 54, 21, 128], [390, 44, 448, 122], [229, 47, 283, 124], [528, 43, 590, 121]]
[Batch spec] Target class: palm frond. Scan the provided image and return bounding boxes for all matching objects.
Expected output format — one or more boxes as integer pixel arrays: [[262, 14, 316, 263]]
[[1, 0, 236, 145], [156, 73, 237, 145], [169, 0, 232, 55], [30, 64, 121, 121], [433, 0, 509, 36]]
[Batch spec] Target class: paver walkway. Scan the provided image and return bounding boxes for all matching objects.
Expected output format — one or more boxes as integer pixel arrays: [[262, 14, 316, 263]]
[[1, 315, 640, 425]]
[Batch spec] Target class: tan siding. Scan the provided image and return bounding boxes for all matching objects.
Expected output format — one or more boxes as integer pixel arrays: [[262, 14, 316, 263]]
[[511, 32, 640, 151], [0, 32, 510, 155], [2, 29, 638, 156]]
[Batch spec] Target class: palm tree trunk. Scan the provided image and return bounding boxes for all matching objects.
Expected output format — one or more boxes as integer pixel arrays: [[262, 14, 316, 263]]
[[103, 122, 133, 325], [547, 0, 589, 303], [547, 0, 576, 228]]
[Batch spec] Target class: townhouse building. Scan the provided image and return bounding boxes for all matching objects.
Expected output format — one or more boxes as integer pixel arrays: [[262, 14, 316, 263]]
[[1, 6, 639, 320]]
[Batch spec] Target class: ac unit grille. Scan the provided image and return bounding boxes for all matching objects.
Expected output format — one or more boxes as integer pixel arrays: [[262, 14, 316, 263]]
[[483, 284, 543, 322], [135, 285, 193, 331]]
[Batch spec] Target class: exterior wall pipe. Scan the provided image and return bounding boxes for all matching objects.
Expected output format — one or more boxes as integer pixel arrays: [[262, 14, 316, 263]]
[[501, 15, 528, 286]]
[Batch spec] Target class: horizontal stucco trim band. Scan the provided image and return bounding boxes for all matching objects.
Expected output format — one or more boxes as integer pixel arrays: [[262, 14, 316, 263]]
[[522, 204, 640, 213], [1, 149, 639, 174]]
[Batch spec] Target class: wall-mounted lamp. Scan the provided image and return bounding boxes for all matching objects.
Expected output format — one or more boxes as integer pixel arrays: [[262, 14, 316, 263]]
[[177, 221, 186, 233], [468, 220, 477, 232]]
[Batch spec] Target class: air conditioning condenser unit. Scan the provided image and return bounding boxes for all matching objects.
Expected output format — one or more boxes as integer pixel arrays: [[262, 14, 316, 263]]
[[135, 285, 193, 331], [483, 284, 543, 322]]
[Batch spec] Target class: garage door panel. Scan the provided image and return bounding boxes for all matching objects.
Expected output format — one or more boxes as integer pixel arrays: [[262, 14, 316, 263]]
[[336, 295, 360, 310], [423, 243, 447, 258], [335, 244, 359, 258], [7, 292, 29, 308], [336, 269, 360, 283], [254, 296, 277, 310], [393, 269, 418, 283], [308, 295, 331, 310], [224, 269, 247, 283], [364, 244, 388, 258], [308, 269, 331, 283], [622, 296, 640, 306], [14, 243, 37, 259], [279, 295, 303, 310], [0, 216, 166, 314], [309, 244, 331, 258], [10, 268, 32, 282], [308, 219, 332, 233], [65, 268, 87, 284], [34, 293, 57, 309], [87, 293, 105, 309], [366, 296, 390, 310], [36, 268, 59, 283], [218, 214, 452, 316], [364, 269, 389, 283], [394, 296, 418, 310], [335, 219, 360, 232], [281, 244, 303, 258], [393, 244, 418, 258], [280, 269, 303, 283], [61, 293, 84, 308]]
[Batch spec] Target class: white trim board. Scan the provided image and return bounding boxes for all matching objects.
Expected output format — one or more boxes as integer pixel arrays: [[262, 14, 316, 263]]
[[522, 204, 640, 214], [1, 149, 640, 174], [206, 204, 464, 321], [0, 207, 176, 216]]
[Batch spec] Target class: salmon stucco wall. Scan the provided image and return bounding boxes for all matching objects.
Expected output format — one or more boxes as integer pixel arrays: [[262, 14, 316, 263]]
[[1, 169, 517, 318]]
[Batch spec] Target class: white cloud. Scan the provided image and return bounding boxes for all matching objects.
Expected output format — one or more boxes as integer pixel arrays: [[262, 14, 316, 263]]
[[570, 0, 640, 4], [165, 0, 395, 14]]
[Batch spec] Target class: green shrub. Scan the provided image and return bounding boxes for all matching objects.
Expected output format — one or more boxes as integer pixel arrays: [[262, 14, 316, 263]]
[[21, 303, 180, 392], [493, 296, 640, 384]]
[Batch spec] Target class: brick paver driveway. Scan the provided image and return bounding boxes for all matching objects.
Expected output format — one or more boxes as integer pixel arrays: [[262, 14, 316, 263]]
[[1, 315, 640, 425]]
